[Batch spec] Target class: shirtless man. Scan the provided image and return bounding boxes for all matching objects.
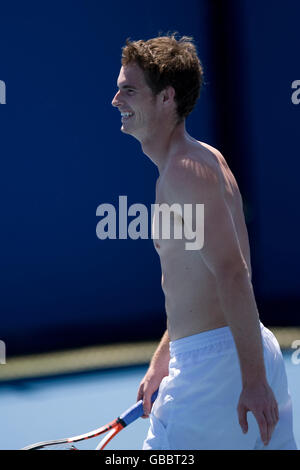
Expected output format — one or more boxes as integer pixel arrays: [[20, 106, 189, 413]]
[[112, 34, 297, 450]]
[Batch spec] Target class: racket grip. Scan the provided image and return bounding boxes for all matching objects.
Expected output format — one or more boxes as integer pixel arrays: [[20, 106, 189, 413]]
[[119, 390, 158, 427]]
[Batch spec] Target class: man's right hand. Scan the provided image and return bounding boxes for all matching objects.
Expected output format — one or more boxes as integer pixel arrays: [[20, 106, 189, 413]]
[[137, 368, 166, 418], [138, 330, 170, 417]]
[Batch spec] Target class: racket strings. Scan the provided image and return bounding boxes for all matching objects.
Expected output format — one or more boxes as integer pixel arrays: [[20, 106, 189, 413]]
[[22, 390, 157, 450], [24, 421, 124, 450]]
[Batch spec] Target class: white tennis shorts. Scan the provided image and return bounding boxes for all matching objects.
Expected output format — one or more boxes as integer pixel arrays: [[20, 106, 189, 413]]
[[143, 323, 297, 450]]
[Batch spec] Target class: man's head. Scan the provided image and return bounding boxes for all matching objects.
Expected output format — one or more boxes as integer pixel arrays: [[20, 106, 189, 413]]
[[112, 34, 203, 140], [121, 33, 203, 122]]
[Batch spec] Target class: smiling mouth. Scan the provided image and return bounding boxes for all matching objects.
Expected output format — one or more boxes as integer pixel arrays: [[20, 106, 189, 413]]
[[121, 112, 134, 121]]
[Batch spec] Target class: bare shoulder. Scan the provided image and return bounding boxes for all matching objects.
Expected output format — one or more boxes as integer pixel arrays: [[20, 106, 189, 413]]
[[197, 141, 240, 186], [161, 139, 243, 213], [163, 140, 226, 203], [197, 141, 224, 160]]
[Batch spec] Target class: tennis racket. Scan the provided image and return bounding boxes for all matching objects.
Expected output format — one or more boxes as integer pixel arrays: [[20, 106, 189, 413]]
[[22, 390, 158, 450]]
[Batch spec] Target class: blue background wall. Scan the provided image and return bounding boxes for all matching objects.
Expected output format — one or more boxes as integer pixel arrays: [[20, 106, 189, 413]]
[[0, 0, 299, 355], [206, 0, 300, 322]]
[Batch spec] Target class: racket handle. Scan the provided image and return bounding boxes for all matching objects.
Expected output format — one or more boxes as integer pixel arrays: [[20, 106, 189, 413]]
[[119, 390, 158, 427]]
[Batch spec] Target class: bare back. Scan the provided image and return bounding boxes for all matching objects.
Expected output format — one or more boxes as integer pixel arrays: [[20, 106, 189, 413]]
[[153, 140, 252, 341]]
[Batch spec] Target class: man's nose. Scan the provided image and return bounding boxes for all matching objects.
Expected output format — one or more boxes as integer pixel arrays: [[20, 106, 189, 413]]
[[112, 90, 122, 107]]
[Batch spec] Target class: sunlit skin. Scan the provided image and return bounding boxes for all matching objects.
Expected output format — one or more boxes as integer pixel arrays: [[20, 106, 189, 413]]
[[112, 63, 191, 172], [112, 63, 160, 140], [112, 62, 279, 446]]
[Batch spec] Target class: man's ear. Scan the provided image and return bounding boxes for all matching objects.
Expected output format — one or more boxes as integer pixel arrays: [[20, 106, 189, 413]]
[[161, 86, 176, 104]]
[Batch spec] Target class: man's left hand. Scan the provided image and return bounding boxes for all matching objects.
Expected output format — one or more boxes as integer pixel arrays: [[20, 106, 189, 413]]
[[237, 381, 279, 446]]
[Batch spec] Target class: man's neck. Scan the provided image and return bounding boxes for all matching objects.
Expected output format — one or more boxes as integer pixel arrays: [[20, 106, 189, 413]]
[[140, 120, 188, 174]]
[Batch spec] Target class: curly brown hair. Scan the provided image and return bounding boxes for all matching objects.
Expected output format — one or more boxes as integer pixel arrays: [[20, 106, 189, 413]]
[[121, 33, 203, 122]]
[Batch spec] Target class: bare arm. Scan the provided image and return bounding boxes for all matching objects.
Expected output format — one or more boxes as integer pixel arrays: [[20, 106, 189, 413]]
[[137, 329, 170, 417], [182, 166, 279, 445]]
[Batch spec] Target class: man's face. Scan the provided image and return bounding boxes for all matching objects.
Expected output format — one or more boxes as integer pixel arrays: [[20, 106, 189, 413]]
[[112, 63, 159, 140]]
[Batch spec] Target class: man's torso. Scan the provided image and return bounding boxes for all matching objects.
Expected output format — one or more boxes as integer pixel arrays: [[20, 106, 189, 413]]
[[152, 140, 252, 341]]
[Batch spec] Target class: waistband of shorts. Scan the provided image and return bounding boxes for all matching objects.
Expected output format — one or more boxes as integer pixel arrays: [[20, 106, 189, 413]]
[[169, 322, 265, 356]]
